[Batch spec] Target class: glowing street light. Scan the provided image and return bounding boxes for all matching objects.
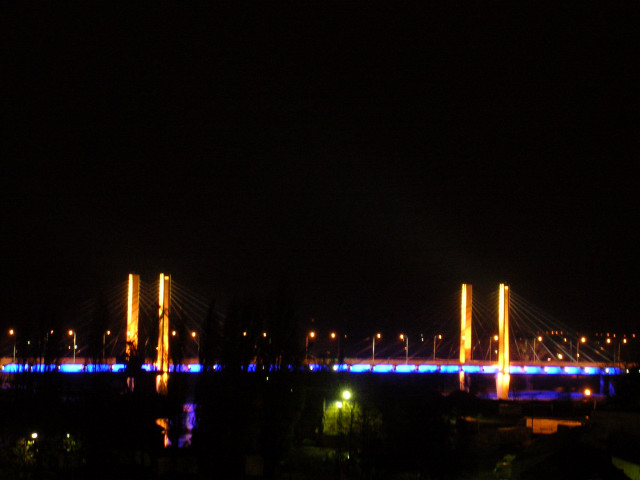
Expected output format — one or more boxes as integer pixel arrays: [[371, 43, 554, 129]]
[[68, 330, 77, 363], [617, 337, 628, 364], [337, 389, 352, 409], [433, 334, 442, 360], [8, 329, 16, 363], [576, 336, 586, 362], [305, 331, 316, 362], [533, 335, 543, 362], [191, 331, 199, 354], [372, 333, 381, 362], [102, 330, 111, 363], [329, 332, 339, 362], [399, 334, 408, 364], [489, 334, 498, 362]]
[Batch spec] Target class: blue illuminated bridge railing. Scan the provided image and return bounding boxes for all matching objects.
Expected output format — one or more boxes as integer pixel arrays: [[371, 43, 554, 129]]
[[0, 362, 626, 376]]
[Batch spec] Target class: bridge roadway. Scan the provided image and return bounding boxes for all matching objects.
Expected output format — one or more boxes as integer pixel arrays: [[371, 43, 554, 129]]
[[0, 356, 625, 376]]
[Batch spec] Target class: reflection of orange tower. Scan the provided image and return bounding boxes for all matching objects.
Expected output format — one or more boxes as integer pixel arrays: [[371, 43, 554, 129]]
[[156, 273, 171, 395], [459, 284, 472, 391], [126, 274, 140, 359], [496, 284, 510, 400]]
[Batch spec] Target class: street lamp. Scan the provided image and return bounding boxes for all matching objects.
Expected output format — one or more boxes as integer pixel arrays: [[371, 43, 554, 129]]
[[433, 334, 442, 360], [8, 329, 16, 363], [329, 332, 338, 361], [191, 331, 199, 355], [372, 333, 381, 362], [305, 331, 315, 362], [618, 338, 627, 364], [489, 334, 498, 362], [399, 334, 408, 364], [102, 330, 111, 363], [533, 335, 543, 362], [577, 336, 586, 362], [68, 330, 76, 363]]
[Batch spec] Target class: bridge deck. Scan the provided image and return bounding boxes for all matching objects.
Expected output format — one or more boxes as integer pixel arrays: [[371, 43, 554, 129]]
[[0, 356, 626, 375]]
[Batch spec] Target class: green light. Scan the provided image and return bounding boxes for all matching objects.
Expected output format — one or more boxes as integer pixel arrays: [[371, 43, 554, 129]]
[[342, 390, 351, 401]]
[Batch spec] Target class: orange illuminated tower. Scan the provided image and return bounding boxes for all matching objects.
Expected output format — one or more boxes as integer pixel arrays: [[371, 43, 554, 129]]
[[496, 283, 510, 400], [459, 284, 473, 390], [126, 274, 140, 359], [156, 273, 171, 394]]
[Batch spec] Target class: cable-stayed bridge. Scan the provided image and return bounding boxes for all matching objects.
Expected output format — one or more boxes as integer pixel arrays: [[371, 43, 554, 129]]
[[2, 276, 634, 400]]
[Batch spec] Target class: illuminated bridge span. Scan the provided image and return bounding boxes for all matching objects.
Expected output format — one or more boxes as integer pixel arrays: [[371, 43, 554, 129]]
[[2, 276, 632, 399]]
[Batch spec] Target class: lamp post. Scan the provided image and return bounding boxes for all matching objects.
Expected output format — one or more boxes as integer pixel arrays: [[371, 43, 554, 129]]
[[9, 329, 16, 363], [338, 390, 354, 456], [577, 336, 586, 362], [489, 334, 498, 362], [533, 335, 542, 362], [329, 332, 338, 362], [191, 331, 199, 355], [399, 334, 408, 364], [305, 331, 315, 363], [372, 333, 381, 362], [618, 338, 627, 364], [68, 330, 76, 363], [102, 330, 111, 363], [433, 334, 442, 360]]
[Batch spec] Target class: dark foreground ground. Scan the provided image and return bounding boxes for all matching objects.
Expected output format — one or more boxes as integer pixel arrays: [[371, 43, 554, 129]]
[[1, 370, 639, 479]]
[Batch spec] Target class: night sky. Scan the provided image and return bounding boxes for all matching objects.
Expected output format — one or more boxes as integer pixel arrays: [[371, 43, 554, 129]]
[[2, 3, 638, 339]]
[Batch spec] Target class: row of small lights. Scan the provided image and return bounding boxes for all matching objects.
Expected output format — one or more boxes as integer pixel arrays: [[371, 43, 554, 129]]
[[10, 328, 638, 341], [12, 328, 636, 343], [546, 331, 637, 340], [8, 329, 636, 360], [305, 331, 439, 341], [8, 328, 109, 338]]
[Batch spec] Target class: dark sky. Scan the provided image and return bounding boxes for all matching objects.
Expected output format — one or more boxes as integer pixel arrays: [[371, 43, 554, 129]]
[[2, 2, 638, 339]]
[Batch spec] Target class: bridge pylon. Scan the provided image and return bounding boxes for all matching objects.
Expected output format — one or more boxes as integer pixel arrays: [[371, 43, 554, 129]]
[[126, 274, 140, 360], [156, 273, 171, 395], [459, 284, 472, 391], [496, 283, 510, 400]]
